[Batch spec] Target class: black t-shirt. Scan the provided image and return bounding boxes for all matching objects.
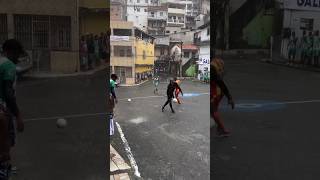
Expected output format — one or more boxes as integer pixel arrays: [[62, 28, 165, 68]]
[[167, 82, 180, 96]]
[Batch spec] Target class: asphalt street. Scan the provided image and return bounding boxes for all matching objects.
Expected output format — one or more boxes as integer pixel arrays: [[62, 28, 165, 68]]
[[11, 72, 108, 180], [212, 57, 320, 180], [111, 79, 210, 180]]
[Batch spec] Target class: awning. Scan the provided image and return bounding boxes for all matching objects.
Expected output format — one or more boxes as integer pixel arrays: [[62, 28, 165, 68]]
[[182, 44, 198, 51]]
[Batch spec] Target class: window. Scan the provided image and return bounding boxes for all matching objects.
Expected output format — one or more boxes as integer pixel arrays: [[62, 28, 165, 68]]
[[160, 12, 163, 16], [151, 12, 155, 17], [113, 29, 132, 36], [137, 8, 140, 12], [120, 49, 125, 57], [137, 0, 140, 3], [192, 52, 196, 57], [144, 9, 147, 12], [300, 18, 314, 31], [126, 67, 133, 78], [127, 48, 132, 57], [14, 15, 71, 50], [0, 14, 8, 46], [114, 46, 132, 57], [160, 48, 165, 55], [166, 30, 170, 34], [145, 0, 148, 3], [184, 52, 190, 58]]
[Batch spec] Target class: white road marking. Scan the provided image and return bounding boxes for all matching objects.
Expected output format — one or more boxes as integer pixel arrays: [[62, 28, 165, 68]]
[[115, 122, 141, 178], [24, 112, 107, 122], [118, 92, 209, 101], [24, 98, 320, 122]]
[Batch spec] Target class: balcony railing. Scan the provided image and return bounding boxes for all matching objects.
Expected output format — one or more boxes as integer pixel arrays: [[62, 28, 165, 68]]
[[167, 19, 185, 24]]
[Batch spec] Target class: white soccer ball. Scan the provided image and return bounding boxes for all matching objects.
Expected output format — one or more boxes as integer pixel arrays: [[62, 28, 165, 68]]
[[56, 118, 67, 128], [173, 98, 178, 103], [128, 98, 132, 102]]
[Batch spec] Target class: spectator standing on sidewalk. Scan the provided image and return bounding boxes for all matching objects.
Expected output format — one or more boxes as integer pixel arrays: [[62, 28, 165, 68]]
[[87, 34, 95, 70], [99, 32, 107, 63], [287, 32, 298, 66], [306, 31, 314, 66], [94, 35, 100, 67], [313, 30, 320, 67], [80, 36, 88, 71], [299, 30, 308, 66]]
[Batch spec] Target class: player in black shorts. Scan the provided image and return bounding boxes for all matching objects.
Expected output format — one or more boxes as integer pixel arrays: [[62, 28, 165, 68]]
[[162, 79, 183, 113]]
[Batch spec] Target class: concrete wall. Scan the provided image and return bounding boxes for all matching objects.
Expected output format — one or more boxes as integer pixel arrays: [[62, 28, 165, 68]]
[[198, 45, 210, 79], [80, 0, 108, 8], [0, 0, 80, 73], [127, 0, 149, 31], [242, 9, 274, 48], [0, 0, 77, 16], [200, 26, 210, 42], [80, 13, 108, 35], [135, 39, 154, 65], [111, 4, 124, 21], [229, 0, 247, 14], [51, 51, 79, 73]]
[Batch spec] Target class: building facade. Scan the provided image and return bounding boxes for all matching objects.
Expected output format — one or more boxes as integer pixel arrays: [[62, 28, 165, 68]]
[[79, 0, 109, 36], [111, 0, 125, 21], [147, 5, 167, 36], [0, 0, 79, 73], [195, 19, 210, 80], [166, 1, 186, 34], [279, 0, 320, 58], [110, 21, 155, 85], [180, 0, 200, 30], [126, 0, 150, 32]]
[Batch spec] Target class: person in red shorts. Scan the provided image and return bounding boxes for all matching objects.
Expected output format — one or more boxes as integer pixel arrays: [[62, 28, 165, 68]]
[[211, 58, 235, 137], [173, 77, 182, 104]]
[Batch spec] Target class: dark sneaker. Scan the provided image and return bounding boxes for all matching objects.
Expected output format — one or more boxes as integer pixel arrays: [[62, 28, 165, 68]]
[[171, 110, 175, 113], [161, 107, 164, 112]]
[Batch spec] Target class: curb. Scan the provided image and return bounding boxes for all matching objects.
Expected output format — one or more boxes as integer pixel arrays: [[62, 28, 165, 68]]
[[23, 65, 108, 79], [261, 58, 320, 73]]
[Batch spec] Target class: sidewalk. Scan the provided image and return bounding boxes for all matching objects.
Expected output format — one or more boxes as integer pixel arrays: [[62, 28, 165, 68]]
[[261, 56, 320, 73], [23, 64, 108, 78], [110, 145, 131, 180]]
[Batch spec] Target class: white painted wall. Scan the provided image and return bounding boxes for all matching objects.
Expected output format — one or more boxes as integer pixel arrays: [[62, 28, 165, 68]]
[[280, 8, 320, 57], [127, 0, 150, 31], [198, 45, 210, 80], [200, 26, 210, 42]]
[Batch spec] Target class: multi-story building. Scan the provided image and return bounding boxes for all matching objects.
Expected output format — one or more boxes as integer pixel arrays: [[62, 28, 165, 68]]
[[180, 0, 200, 30], [126, 0, 151, 32], [147, 5, 167, 36], [110, 0, 125, 21], [194, 15, 210, 80], [110, 21, 155, 85], [165, 1, 186, 34], [0, 0, 79, 73]]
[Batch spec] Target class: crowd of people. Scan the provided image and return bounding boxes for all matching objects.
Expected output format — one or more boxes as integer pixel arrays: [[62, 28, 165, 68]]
[[79, 32, 110, 71], [287, 30, 320, 66]]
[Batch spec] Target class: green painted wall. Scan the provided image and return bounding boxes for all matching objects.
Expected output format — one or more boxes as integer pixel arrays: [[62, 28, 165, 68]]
[[185, 64, 196, 77], [242, 9, 275, 48]]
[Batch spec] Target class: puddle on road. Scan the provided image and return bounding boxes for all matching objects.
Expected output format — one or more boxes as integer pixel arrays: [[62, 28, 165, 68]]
[[128, 117, 148, 124]]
